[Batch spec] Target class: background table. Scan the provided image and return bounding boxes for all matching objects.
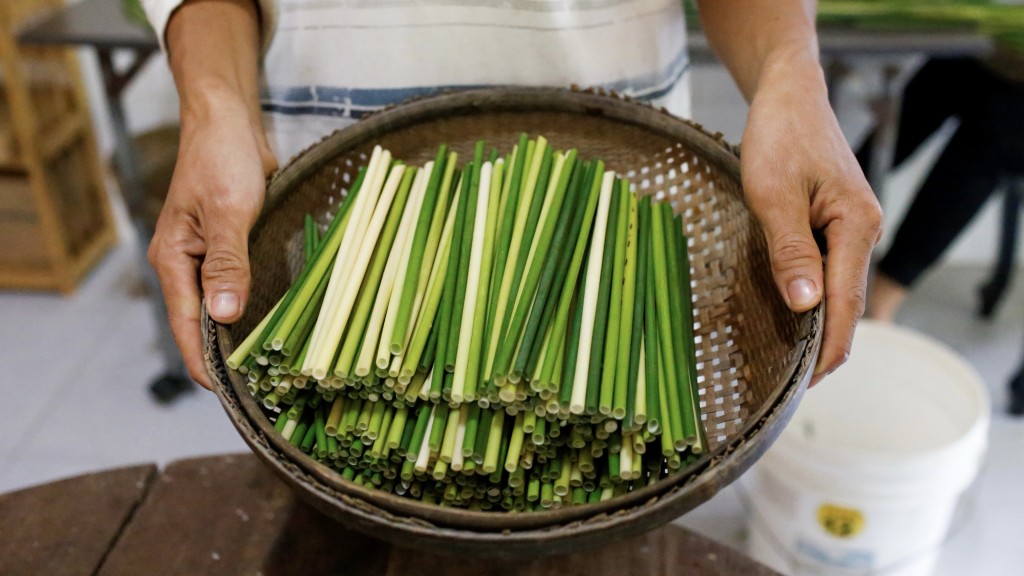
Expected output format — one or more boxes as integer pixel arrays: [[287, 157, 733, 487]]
[[0, 454, 780, 576]]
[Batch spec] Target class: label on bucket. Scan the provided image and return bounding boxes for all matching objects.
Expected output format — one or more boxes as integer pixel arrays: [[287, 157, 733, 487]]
[[794, 538, 875, 571], [817, 504, 866, 538]]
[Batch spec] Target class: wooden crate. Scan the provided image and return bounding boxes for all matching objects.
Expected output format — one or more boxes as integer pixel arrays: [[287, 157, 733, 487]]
[[0, 0, 116, 292]]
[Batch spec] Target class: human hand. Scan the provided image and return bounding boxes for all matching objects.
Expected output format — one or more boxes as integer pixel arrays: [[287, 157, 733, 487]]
[[147, 98, 277, 388], [739, 51, 883, 386]]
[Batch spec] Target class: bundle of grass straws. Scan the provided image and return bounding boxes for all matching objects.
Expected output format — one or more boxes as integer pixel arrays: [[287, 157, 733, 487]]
[[227, 135, 706, 511]]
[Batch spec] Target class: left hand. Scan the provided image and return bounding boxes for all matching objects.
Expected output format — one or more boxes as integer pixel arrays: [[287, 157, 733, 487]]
[[740, 51, 883, 386]]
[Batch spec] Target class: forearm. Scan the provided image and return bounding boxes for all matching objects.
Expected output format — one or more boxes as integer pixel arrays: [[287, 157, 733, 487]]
[[695, 0, 820, 102], [167, 0, 263, 129]]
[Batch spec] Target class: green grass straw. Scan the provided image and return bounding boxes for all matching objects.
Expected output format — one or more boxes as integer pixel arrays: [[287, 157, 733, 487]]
[[376, 167, 429, 370], [472, 408, 494, 464], [570, 171, 615, 414], [451, 159, 494, 403], [493, 149, 570, 383], [669, 213, 704, 451], [626, 196, 652, 428], [503, 412, 526, 472], [464, 160, 504, 401], [657, 337, 675, 457], [304, 214, 316, 261], [534, 160, 600, 387], [331, 164, 415, 376], [586, 178, 623, 415], [402, 153, 459, 359], [487, 143, 551, 382], [599, 179, 629, 416], [391, 146, 448, 355], [399, 174, 462, 382], [305, 149, 392, 379], [642, 201, 661, 435], [515, 157, 585, 381], [482, 135, 527, 379], [443, 162, 476, 373], [651, 203, 685, 448], [483, 138, 536, 380], [227, 297, 283, 369], [614, 188, 639, 421], [257, 166, 366, 360], [281, 259, 335, 357]]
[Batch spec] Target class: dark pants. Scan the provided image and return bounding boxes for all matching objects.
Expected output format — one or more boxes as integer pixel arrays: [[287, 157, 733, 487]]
[[857, 58, 1024, 288]]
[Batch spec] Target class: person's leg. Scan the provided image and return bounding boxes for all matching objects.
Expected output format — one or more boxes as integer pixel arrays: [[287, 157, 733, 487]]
[[856, 58, 993, 174], [868, 119, 1001, 320]]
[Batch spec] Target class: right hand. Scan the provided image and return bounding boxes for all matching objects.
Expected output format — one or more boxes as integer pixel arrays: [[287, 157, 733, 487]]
[[148, 98, 277, 388]]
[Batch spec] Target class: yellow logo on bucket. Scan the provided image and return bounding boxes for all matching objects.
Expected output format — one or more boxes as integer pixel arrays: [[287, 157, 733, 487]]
[[817, 504, 865, 538]]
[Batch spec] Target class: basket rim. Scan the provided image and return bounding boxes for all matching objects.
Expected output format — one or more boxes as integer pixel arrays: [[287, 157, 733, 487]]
[[205, 305, 820, 553], [205, 86, 823, 536]]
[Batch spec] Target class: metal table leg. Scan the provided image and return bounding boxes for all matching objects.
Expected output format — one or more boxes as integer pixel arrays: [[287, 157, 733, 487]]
[[96, 47, 193, 403]]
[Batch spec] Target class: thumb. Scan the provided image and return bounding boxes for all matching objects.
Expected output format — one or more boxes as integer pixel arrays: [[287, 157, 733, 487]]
[[760, 207, 824, 313], [201, 220, 252, 324]]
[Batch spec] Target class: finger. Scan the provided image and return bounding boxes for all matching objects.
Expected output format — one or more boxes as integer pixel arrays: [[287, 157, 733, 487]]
[[812, 206, 883, 386], [201, 207, 254, 325], [148, 241, 213, 390], [750, 193, 825, 314]]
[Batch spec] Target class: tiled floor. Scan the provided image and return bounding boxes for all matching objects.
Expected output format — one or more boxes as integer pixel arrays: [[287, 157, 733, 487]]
[[0, 243, 247, 493]]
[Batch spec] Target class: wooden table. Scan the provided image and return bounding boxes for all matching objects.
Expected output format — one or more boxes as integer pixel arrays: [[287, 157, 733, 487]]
[[0, 454, 779, 576]]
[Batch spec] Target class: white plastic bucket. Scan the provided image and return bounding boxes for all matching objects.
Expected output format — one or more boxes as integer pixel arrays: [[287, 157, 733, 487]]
[[745, 320, 990, 576]]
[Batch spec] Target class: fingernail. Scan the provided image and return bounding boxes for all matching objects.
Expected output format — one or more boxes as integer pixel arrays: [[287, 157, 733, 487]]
[[787, 278, 818, 309], [813, 353, 848, 377], [211, 292, 240, 319]]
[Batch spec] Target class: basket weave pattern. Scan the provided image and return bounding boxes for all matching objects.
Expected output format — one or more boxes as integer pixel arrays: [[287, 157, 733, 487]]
[[204, 88, 820, 555]]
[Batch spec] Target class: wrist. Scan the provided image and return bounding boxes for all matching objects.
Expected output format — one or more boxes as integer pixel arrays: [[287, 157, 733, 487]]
[[167, 0, 262, 129], [178, 83, 276, 176], [179, 79, 253, 126], [749, 43, 827, 108], [754, 43, 825, 99]]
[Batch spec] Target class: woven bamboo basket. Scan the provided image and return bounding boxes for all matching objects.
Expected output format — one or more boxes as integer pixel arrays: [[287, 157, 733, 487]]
[[202, 87, 823, 557]]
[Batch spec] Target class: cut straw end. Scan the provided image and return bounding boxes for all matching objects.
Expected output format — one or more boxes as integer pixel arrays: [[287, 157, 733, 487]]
[[498, 385, 516, 404]]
